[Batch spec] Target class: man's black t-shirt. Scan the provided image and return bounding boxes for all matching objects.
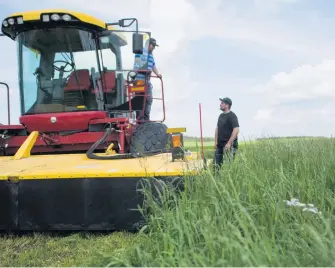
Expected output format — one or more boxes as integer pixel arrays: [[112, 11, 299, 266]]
[[217, 111, 239, 147]]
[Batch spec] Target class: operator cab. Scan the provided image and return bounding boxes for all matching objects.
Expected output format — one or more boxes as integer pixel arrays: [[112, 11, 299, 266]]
[[17, 27, 126, 115], [0, 11, 152, 132]]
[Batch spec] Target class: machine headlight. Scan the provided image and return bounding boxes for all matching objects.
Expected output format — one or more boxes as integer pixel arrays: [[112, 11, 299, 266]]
[[2, 20, 8, 27], [51, 14, 60, 21], [129, 71, 137, 79], [62, 14, 71, 21], [8, 18, 14, 25], [42, 14, 50, 22], [17, 17, 23, 24]]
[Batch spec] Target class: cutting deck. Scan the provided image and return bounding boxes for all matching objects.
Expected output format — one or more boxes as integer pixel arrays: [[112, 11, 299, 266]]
[[0, 152, 203, 180], [0, 151, 204, 231]]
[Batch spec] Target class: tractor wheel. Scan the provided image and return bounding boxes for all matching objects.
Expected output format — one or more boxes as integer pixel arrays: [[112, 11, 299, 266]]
[[129, 122, 170, 154]]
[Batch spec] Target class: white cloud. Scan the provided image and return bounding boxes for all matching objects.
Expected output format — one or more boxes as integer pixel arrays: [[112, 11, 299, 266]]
[[1, 0, 335, 139], [250, 60, 335, 137], [253, 0, 301, 11], [251, 60, 335, 104], [254, 109, 273, 121]]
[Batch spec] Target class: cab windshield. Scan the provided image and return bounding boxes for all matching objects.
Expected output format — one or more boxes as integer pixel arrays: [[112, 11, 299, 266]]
[[16, 27, 121, 114]]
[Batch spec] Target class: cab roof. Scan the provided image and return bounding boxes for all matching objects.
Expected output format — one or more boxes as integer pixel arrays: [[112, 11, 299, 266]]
[[1, 9, 127, 42], [6, 9, 108, 29]]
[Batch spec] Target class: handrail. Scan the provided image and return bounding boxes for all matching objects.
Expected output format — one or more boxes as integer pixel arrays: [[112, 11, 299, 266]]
[[0, 82, 10, 125], [125, 73, 165, 124]]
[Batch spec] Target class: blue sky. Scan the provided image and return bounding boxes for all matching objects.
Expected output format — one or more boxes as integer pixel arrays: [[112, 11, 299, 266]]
[[1, 0, 335, 140]]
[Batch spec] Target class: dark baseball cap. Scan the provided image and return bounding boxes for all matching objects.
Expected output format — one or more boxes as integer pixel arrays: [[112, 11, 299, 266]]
[[219, 97, 232, 106], [149, 37, 159, 47]]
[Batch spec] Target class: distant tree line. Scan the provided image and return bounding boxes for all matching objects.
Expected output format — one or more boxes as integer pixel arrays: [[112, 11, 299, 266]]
[[255, 136, 328, 140], [184, 135, 330, 141], [184, 136, 214, 141]]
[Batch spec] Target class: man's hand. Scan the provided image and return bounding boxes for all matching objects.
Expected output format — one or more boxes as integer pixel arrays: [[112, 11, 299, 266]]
[[224, 142, 231, 150], [157, 73, 162, 78]]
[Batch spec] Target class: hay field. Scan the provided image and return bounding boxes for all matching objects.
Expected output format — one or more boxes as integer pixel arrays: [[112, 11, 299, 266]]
[[1, 137, 334, 266]]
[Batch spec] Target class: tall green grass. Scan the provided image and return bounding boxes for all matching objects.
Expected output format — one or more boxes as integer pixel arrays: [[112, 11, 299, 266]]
[[97, 137, 335, 266]]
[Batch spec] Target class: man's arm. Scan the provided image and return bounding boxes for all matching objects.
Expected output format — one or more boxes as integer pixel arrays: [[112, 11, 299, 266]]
[[153, 66, 162, 78], [226, 113, 240, 147], [227, 127, 239, 145], [214, 126, 218, 148], [151, 55, 161, 78]]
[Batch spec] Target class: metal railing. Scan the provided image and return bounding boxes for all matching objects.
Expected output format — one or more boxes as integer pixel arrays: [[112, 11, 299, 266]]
[[0, 82, 10, 125], [125, 73, 165, 124]]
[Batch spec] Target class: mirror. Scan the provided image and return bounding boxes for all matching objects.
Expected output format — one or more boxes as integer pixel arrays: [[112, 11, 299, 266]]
[[119, 19, 127, 27], [119, 18, 136, 28], [132, 33, 143, 54]]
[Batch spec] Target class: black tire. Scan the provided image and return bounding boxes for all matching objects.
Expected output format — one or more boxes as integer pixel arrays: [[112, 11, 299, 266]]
[[129, 122, 170, 154]]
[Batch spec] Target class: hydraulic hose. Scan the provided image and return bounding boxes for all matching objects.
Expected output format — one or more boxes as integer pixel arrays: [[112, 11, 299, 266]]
[[86, 127, 171, 160]]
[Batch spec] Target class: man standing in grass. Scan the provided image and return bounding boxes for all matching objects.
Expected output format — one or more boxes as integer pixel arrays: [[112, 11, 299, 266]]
[[214, 97, 240, 169]]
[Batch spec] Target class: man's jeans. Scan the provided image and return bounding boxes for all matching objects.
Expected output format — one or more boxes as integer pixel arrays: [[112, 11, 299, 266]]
[[144, 82, 153, 121], [213, 142, 237, 170]]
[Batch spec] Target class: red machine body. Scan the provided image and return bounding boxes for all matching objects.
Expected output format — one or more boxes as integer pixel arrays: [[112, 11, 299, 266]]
[[0, 112, 133, 156], [0, 71, 165, 156]]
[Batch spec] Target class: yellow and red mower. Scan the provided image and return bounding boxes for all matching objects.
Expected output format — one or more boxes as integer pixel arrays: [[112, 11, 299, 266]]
[[0, 9, 205, 231]]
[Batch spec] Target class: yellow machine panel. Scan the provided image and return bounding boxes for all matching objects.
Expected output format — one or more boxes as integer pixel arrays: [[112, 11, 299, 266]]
[[0, 152, 204, 180]]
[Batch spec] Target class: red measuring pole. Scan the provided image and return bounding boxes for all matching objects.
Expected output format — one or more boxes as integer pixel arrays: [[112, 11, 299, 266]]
[[199, 103, 205, 160]]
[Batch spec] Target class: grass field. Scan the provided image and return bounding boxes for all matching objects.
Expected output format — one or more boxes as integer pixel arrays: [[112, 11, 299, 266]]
[[1, 137, 335, 266], [184, 139, 214, 149]]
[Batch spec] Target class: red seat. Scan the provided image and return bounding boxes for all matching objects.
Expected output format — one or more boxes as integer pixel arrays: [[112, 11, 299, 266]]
[[64, 69, 91, 91], [101, 71, 116, 92], [92, 70, 116, 93]]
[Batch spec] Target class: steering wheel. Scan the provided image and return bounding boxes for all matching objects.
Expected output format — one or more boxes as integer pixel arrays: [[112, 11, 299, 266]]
[[52, 60, 74, 73]]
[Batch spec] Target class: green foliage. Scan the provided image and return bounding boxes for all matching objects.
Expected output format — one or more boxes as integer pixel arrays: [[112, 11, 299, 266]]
[[0, 232, 140, 267], [101, 137, 335, 267]]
